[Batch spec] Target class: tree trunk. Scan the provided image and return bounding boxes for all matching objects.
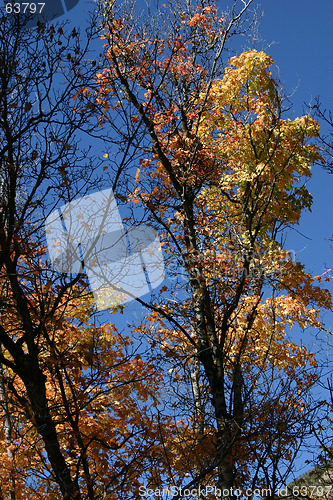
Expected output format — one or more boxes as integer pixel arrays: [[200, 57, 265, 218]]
[[19, 359, 81, 500], [0, 346, 16, 500]]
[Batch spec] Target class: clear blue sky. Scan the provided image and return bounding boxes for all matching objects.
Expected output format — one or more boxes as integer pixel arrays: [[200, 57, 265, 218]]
[[43, 0, 333, 479], [257, 0, 333, 330], [60, 0, 333, 362], [64, 0, 333, 279], [258, 1, 333, 475]]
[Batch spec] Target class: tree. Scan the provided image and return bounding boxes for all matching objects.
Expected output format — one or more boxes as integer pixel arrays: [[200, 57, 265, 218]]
[[0, 252, 172, 499], [306, 94, 333, 493], [0, 12, 177, 500], [91, 0, 332, 496], [313, 100, 333, 174], [1, 1, 331, 498]]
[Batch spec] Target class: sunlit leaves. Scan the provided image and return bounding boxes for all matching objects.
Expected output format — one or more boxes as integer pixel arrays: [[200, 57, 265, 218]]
[[93, 2, 331, 495]]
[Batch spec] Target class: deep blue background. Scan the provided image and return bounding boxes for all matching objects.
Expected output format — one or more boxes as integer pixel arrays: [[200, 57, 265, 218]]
[[15, 0, 333, 483]]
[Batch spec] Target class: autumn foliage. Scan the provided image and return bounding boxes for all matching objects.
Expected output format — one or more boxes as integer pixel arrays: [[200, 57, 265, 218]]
[[92, 1, 331, 495], [0, 1, 331, 499]]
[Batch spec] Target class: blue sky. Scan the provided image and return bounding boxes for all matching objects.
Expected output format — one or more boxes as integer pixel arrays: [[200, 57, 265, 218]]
[[54, 0, 333, 367], [257, 1, 333, 336], [36, 0, 333, 480], [62, 0, 333, 279], [257, 0, 333, 475]]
